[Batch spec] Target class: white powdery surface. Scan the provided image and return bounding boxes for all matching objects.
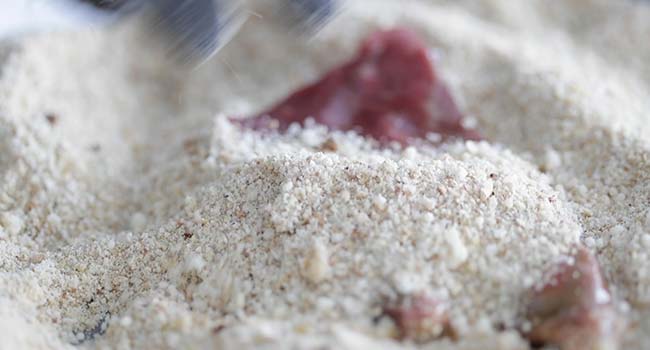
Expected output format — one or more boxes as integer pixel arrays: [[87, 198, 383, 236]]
[[0, 0, 649, 349]]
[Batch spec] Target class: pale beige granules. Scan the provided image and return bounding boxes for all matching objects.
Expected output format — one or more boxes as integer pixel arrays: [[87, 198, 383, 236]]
[[0, 0, 649, 349]]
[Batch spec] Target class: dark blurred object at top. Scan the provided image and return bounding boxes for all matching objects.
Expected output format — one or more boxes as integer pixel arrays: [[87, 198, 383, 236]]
[[81, 0, 129, 10]]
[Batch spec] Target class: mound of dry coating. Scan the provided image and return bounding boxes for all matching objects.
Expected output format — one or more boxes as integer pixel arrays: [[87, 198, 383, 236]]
[[1, 0, 650, 349], [56, 140, 580, 349]]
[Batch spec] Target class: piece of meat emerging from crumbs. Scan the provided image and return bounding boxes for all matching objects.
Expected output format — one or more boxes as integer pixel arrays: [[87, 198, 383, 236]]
[[526, 247, 626, 350], [238, 27, 481, 145], [383, 294, 452, 343]]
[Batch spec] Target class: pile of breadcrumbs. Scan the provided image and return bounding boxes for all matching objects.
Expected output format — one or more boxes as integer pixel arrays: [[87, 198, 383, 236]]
[[0, 0, 649, 349]]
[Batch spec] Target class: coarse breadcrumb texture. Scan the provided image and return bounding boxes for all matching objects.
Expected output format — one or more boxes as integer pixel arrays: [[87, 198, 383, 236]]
[[0, 0, 649, 349]]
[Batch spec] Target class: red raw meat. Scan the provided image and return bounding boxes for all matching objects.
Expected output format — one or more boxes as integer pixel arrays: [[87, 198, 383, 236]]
[[383, 294, 451, 343], [239, 28, 481, 144], [525, 247, 625, 350]]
